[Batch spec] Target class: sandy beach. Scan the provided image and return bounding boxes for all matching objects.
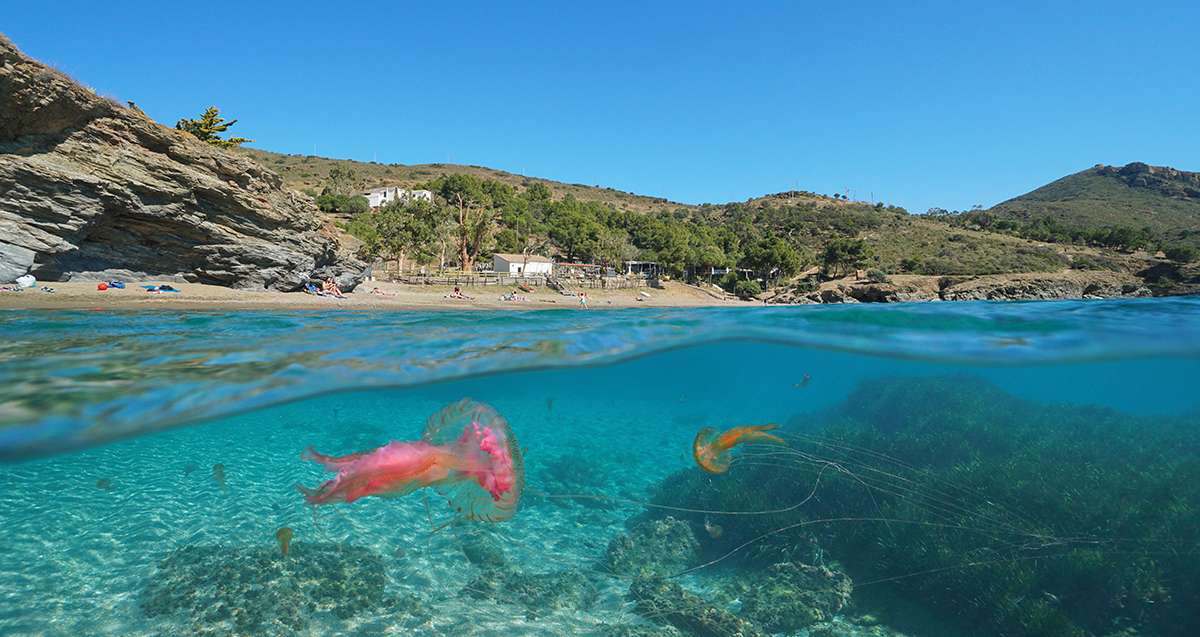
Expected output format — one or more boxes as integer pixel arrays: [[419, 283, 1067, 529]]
[[0, 279, 746, 311]]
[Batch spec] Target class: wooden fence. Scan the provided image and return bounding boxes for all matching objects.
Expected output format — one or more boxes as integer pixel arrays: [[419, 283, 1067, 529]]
[[374, 271, 656, 289]]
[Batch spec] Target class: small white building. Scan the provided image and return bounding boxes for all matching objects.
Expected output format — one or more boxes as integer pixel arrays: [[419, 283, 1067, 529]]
[[363, 186, 434, 208], [493, 253, 553, 276]]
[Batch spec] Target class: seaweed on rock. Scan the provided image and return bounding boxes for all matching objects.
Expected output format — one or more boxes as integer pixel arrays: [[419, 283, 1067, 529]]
[[604, 516, 700, 577], [141, 542, 391, 636], [725, 561, 853, 632], [629, 577, 765, 637], [462, 567, 600, 615], [642, 376, 1200, 637]]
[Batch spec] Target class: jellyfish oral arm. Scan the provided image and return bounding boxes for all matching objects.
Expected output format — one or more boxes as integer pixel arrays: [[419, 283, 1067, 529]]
[[299, 442, 458, 504]]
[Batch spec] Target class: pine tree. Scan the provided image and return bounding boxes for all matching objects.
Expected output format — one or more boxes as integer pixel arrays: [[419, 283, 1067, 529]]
[[175, 106, 252, 147]]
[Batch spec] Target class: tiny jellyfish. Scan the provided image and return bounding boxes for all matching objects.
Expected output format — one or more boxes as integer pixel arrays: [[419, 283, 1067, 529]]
[[212, 463, 226, 490], [693, 424, 787, 474], [298, 399, 525, 523], [275, 527, 293, 557], [704, 517, 723, 539]]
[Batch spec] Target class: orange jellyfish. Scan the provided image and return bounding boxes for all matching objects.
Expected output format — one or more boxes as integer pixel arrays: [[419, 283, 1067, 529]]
[[276, 527, 293, 557], [298, 399, 524, 523], [693, 424, 786, 474]]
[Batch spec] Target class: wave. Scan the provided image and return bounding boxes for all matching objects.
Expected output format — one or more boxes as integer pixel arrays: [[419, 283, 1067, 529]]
[[2, 298, 1199, 459]]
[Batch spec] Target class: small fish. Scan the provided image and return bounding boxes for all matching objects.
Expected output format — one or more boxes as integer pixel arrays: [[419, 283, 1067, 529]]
[[793, 373, 812, 389], [96, 478, 113, 491], [704, 517, 723, 539], [212, 463, 226, 490], [275, 527, 293, 557]]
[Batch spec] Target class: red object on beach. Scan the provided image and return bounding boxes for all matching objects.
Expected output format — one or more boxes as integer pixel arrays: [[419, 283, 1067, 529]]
[[97, 282, 108, 291]]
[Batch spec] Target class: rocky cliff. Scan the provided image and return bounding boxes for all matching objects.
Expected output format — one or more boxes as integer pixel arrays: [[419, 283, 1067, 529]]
[[0, 34, 362, 289]]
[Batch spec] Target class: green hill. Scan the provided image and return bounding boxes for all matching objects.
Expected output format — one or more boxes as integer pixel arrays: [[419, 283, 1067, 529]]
[[234, 148, 1195, 297], [235, 147, 685, 215], [949, 162, 1200, 250]]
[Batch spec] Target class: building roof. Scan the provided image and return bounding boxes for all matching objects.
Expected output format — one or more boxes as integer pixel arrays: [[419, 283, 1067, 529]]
[[493, 253, 553, 263]]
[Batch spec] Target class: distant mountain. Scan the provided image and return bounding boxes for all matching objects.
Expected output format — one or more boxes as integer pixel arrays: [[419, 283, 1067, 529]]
[[978, 163, 1200, 248]]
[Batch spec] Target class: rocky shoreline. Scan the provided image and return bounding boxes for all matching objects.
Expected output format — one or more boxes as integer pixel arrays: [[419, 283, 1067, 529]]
[[765, 268, 1197, 304], [0, 35, 363, 291]]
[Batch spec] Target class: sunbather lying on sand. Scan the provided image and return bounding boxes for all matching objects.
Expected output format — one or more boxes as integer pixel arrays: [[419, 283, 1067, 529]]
[[322, 277, 346, 299], [445, 286, 473, 300]]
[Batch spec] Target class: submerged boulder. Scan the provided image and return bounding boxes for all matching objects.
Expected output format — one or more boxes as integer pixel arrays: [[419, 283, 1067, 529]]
[[141, 542, 389, 636], [629, 577, 765, 637], [463, 567, 600, 615], [727, 561, 854, 632], [460, 530, 508, 568], [604, 516, 699, 577], [0, 34, 362, 289]]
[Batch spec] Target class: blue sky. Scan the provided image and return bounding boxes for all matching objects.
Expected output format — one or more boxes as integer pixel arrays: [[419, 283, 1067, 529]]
[[5, 1, 1197, 212]]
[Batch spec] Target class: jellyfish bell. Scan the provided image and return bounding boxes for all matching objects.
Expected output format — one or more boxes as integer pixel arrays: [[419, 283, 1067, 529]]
[[298, 399, 524, 524], [693, 424, 786, 474], [422, 399, 524, 522]]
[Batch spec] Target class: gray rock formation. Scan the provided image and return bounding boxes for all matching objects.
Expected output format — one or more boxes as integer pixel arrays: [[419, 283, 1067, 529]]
[[604, 516, 700, 577], [0, 34, 362, 289]]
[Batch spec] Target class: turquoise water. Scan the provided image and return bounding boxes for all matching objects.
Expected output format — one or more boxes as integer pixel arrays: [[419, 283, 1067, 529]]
[[1, 300, 1199, 636]]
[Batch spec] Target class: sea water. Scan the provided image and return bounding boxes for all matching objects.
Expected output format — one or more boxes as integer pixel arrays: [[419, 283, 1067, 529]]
[[1, 300, 1198, 637]]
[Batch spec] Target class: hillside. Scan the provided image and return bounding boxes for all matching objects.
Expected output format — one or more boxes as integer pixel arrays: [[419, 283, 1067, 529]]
[[235, 148, 1196, 298], [951, 162, 1200, 249], [236, 147, 686, 215]]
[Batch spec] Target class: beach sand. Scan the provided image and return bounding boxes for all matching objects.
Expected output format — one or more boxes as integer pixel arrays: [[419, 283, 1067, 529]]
[[0, 279, 746, 311]]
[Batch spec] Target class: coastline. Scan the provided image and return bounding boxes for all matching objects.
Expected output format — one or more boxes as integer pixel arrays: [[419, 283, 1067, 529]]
[[0, 279, 747, 311], [0, 267, 1185, 312]]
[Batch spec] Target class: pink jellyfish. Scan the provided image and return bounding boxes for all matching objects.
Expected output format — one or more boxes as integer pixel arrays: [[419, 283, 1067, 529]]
[[298, 399, 524, 522]]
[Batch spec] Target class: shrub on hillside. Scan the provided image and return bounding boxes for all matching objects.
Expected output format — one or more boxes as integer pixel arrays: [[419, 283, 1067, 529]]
[[733, 279, 763, 299], [1165, 245, 1199, 263]]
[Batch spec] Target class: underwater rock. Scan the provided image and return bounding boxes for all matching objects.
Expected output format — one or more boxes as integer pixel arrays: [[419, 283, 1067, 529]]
[[141, 542, 388, 635], [463, 567, 600, 614], [604, 516, 699, 577], [590, 622, 685, 637], [629, 577, 765, 637], [808, 616, 910, 637], [536, 453, 618, 510], [545, 452, 610, 488], [726, 561, 854, 632], [460, 530, 508, 568]]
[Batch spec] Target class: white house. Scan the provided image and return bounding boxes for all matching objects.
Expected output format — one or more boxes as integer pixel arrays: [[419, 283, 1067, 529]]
[[363, 187, 434, 208], [493, 253, 553, 276]]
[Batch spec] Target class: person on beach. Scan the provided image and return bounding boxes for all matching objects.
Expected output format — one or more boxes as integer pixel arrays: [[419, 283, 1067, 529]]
[[322, 277, 345, 298], [579, 292, 589, 309]]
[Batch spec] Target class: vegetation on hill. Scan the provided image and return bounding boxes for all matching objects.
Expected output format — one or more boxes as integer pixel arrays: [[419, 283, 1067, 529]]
[[932, 163, 1200, 256], [236, 150, 1198, 294], [338, 169, 1073, 293], [236, 148, 683, 215]]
